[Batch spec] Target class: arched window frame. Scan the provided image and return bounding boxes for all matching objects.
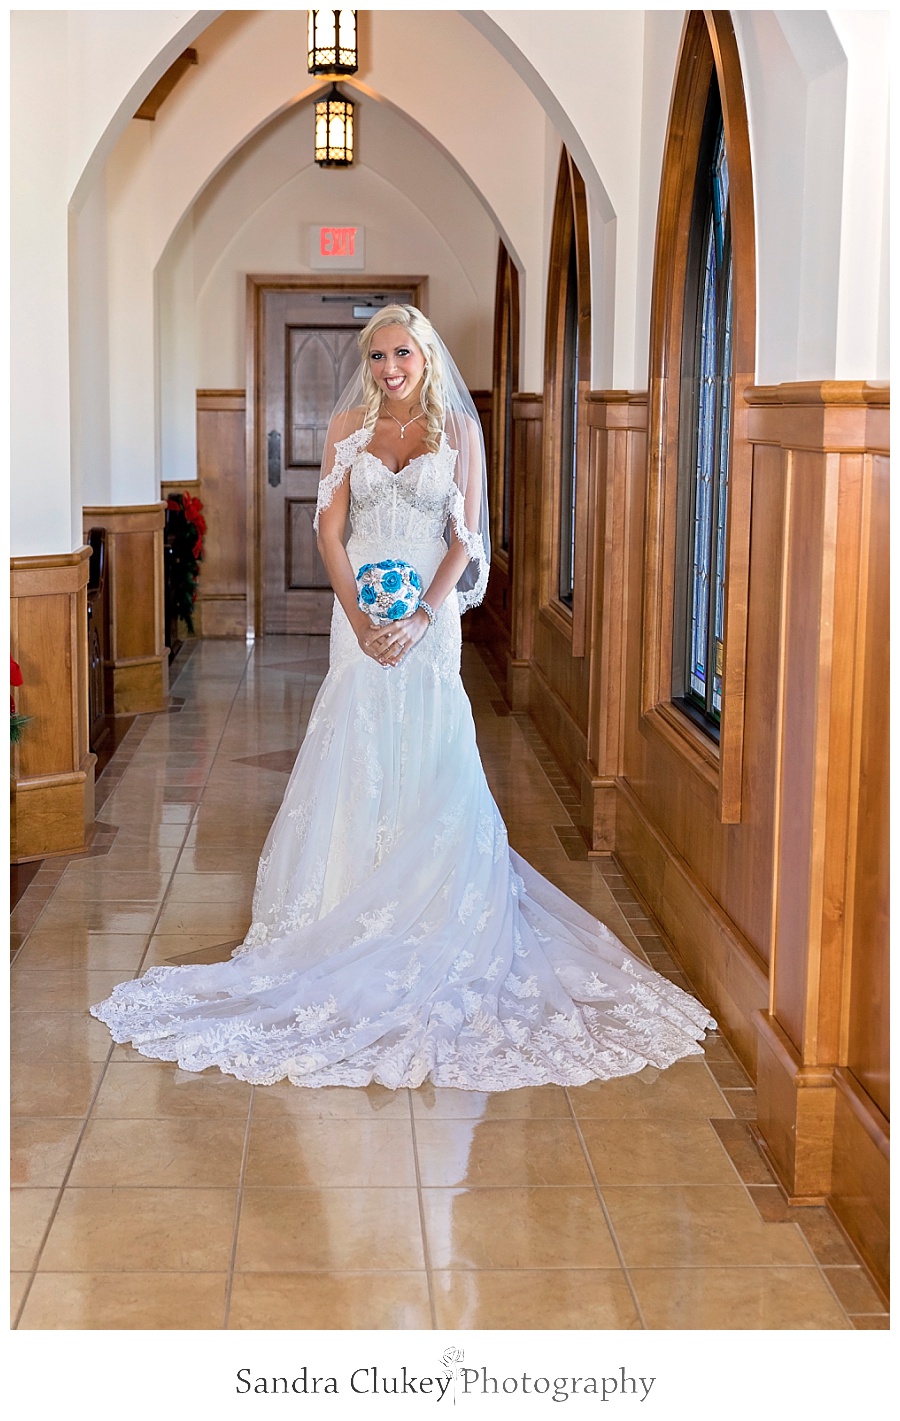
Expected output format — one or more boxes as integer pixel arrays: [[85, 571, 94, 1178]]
[[673, 85, 733, 730], [490, 241, 520, 562], [542, 148, 592, 656], [642, 12, 755, 823]]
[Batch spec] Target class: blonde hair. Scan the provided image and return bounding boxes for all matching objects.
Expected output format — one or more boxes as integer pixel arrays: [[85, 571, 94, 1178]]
[[357, 304, 446, 451]]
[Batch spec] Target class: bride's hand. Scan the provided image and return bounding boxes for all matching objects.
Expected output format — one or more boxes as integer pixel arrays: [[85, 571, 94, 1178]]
[[367, 609, 430, 667], [354, 618, 389, 664]]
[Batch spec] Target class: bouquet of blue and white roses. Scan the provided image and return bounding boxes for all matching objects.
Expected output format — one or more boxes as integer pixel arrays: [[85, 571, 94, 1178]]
[[355, 560, 422, 624]]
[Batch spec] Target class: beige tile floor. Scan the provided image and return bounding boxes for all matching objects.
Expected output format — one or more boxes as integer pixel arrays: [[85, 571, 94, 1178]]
[[10, 638, 889, 1330]]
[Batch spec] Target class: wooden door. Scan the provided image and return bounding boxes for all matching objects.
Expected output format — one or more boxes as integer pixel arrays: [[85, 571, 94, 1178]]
[[260, 286, 415, 634]]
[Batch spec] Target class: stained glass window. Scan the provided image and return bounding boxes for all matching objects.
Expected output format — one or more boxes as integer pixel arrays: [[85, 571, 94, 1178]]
[[676, 81, 733, 733]]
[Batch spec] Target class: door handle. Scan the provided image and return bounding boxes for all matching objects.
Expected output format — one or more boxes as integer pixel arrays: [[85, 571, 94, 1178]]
[[267, 430, 282, 487]]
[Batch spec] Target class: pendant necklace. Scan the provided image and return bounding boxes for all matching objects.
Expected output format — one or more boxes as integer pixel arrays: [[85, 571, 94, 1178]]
[[384, 403, 424, 439]]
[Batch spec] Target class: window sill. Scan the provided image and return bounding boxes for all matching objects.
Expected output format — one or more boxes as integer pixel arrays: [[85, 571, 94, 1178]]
[[672, 695, 721, 745]]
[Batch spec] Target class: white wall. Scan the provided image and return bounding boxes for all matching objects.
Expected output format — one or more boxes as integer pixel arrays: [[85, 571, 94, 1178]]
[[65, 9, 218, 210], [477, 8, 647, 388], [156, 96, 498, 483], [829, 9, 890, 379], [734, 10, 846, 382], [10, 12, 75, 554], [71, 173, 112, 509], [11, 8, 214, 552], [192, 98, 497, 388], [105, 122, 160, 501], [733, 8, 889, 383], [9, 8, 891, 556], [635, 10, 685, 387], [92, 8, 556, 508], [484, 7, 891, 385], [157, 219, 199, 493]]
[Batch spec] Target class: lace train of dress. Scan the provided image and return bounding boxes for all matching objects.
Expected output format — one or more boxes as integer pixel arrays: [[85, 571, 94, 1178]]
[[91, 434, 715, 1089]]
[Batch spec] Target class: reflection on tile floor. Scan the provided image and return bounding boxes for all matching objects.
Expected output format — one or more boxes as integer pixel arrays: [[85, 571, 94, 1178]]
[[9, 638, 889, 1330]]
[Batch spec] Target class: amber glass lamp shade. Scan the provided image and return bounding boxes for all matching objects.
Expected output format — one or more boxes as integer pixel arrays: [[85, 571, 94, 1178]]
[[308, 10, 358, 75], [315, 84, 355, 167]]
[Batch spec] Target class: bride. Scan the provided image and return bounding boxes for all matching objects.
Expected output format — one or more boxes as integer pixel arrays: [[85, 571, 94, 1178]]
[[91, 304, 714, 1089]]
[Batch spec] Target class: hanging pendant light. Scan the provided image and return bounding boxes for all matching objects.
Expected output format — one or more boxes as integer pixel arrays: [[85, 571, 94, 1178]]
[[315, 83, 355, 167], [308, 10, 358, 75]]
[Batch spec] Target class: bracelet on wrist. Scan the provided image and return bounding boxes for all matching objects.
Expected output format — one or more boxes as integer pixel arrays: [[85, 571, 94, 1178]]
[[419, 600, 436, 629]]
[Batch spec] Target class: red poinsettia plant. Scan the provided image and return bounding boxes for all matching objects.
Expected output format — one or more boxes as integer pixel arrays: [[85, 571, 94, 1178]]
[[179, 491, 207, 560], [165, 492, 207, 633], [11, 656, 30, 743]]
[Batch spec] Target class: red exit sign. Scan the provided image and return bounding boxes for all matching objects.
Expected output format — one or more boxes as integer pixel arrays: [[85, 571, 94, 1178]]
[[310, 224, 366, 269], [320, 226, 357, 257]]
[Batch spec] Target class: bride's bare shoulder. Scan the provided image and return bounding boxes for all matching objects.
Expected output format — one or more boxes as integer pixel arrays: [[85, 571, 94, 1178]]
[[330, 406, 368, 443], [444, 408, 480, 440]]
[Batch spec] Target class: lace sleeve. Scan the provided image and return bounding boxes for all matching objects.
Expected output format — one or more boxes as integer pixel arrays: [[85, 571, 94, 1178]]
[[444, 415, 489, 611], [313, 423, 370, 532], [448, 477, 489, 610]]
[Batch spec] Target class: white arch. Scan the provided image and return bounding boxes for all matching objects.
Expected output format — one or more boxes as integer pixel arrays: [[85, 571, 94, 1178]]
[[11, 8, 889, 553], [88, 9, 557, 502], [155, 94, 502, 488]]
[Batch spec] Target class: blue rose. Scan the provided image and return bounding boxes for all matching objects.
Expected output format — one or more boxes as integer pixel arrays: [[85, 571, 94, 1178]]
[[387, 600, 407, 620], [382, 570, 402, 593], [410, 570, 422, 589], [358, 563, 373, 575], [376, 560, 393, 570], [360, 584, 377, 605]]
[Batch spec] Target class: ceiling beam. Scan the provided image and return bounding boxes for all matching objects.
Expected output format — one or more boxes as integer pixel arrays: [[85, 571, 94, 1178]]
[[135, 48, 198, 121]]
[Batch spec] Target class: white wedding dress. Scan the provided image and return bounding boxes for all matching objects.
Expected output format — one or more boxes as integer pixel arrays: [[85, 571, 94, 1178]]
[[92, 429, 715, 1089]]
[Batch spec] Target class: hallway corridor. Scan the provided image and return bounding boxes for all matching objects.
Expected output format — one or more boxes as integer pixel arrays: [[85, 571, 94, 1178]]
[[10, 640, 887, 1330]]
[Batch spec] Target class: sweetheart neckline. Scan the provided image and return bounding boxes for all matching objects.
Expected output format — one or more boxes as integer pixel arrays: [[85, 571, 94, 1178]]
[[358, 447, 436, 478]]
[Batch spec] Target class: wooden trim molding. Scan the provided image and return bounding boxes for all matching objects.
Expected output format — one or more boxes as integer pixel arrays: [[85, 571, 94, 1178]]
[[10, 546, 96, 860], [193, 389, 249, 638], [831, 1070, 889, 1296], [197, 390, 247, 408], [745, 380, 889, 452], [490, 241, 520, 561], [511, 394, 544, 421], [747, 379, 890, 1292], [752, 1009, 836, 1202], [471, 241, 520, 671], [82, 504, 165, 532], [642, 10, 755, 824], [579, 392, 648, 847], [81, 505, 168, 715], [161, 480, 201, 497], [135, 48, 198, 121], [541, 148, 592, 657], [506, 394, 543, 709], [617, 776, 769, 1073]]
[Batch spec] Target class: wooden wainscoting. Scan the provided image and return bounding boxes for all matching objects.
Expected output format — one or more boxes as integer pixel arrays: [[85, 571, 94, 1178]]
[[505, 394, 543, 711], [470, 378, 889, 1295], [579, 394, 646, 850], [193, 390, 248, 637], [82, 505, 168, 714], [617, 374, 789, 1070], [10, 548, 96, 860], [829, 405, 889, 1291], [747, 381, 889, 1294]]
